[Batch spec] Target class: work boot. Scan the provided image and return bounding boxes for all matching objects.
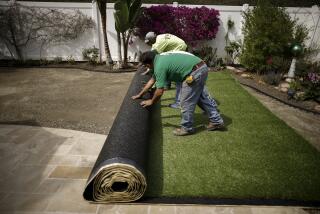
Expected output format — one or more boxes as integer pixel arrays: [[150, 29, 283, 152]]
[[206, 122, 225, 131], [173, 128, 194, 136]]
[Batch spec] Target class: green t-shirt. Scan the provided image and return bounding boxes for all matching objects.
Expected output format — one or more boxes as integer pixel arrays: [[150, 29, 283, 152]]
[[151, 34, 187, 53], [153, 51, 202, 88]]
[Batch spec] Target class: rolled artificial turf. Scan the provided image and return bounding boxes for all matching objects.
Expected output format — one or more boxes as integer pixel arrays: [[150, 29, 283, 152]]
[[144, 71, 320, 205], [83, 71, 152, 203]]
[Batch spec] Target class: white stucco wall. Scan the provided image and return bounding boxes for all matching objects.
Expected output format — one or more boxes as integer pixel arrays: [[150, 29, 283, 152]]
[[0, 1, 319, 61]]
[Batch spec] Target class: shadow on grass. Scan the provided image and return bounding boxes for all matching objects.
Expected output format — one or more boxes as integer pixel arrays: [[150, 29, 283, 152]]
[[161, 111, 233, 134], [161, 97, 175, 102]]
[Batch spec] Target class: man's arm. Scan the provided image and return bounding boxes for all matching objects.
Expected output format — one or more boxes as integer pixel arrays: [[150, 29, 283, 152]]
[[131, 77, 155, 99], [140, 88, 164, 108]]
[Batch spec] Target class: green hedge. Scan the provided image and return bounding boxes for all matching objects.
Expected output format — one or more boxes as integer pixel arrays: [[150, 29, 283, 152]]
[[13, 0, 320, 7]]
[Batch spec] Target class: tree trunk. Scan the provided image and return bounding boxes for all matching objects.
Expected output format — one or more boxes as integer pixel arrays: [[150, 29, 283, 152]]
[[117, 31, 122, 66], [97, 0, 113, 65], [121, 32, 128, 68]]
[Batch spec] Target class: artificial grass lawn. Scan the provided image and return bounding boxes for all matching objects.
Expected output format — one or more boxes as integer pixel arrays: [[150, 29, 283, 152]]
[[145, 70, 320, 202]]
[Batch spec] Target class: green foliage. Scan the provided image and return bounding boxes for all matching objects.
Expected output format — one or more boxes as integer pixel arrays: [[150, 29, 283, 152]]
[[240, 0, 308, 73], [224, 17, 241, 65], [261, 71, 282, 86], [114, 0, 142, 36], [225, 41, 241, 65], [292, 24, 309, 45], [114, 0, 142, 67], [66, 55, 76, 64], [82, 46, 99, 64], [192, 46, 223, 68], [114, 0, 130, 33], [40, 58, 50, 65], [53, 56, 63, 64], [270, 56, 292, 73], [289, 80, 301, 91]]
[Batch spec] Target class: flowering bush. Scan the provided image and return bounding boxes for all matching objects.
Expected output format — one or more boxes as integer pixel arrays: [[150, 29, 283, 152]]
[[295, 60, 320, 101], [308, 72, 320, 84], [135, 5, 220, 45]]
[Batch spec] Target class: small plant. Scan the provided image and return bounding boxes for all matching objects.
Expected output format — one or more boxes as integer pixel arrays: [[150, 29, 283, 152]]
[[82, 46, 99, 64], [224, 17, 241, 65], [192, 46, 220, 67], [269, 56, 292, 74], [40, 58, 50, 65], [53, 56, 63, 64], [289, 81, 301, 91], [225, 41, 241, 65], [24, 59, 41, 66], [261, 71, 282, 86], [66, 55, 76, 64]]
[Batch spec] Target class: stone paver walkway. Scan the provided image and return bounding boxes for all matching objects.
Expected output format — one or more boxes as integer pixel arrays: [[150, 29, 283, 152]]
[[0, 125, 318, 214]]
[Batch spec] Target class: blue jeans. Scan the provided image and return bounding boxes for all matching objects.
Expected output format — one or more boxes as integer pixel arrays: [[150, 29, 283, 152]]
[[175, 82, 182, 104], [180, 64, 223, 132]]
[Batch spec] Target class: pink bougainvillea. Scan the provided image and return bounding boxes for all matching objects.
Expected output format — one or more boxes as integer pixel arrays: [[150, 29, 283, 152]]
[[135, 5, 220, 45]]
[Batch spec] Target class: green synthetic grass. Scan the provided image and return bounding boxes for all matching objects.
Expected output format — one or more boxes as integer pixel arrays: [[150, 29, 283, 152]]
[[145, 71, 320, 201]]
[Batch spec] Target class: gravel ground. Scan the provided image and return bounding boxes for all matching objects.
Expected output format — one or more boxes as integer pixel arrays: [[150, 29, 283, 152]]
[[0, 67, 135, 134]]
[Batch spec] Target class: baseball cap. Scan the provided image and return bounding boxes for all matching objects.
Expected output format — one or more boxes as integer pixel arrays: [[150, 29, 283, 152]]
[[145, 32, 156, 43]]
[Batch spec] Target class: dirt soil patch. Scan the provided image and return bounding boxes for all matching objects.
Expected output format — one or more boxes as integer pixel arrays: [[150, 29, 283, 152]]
[[0, 67, 135, 134]]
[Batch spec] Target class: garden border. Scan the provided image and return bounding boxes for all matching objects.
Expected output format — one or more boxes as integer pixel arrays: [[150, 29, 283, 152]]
[[230, 71, 320, 115]]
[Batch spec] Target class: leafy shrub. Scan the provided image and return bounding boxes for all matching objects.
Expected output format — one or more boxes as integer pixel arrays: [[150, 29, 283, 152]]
[[240, 0, 308, 73], [225, 41, 241, 65], [40, 58, 50, 65], [53, 56, 63, 64], [261, 71, 282, 86], [66, 55, 76, 64], [261, 56, 292, 76], [135, 5, 220, 45], [82, 46, 99, 64], [191, 46, 221, 68], [289, 80, 301, 91]]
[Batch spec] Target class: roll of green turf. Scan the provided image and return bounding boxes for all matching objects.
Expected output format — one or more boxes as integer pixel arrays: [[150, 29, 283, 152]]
[[83, 71, 152, 203]]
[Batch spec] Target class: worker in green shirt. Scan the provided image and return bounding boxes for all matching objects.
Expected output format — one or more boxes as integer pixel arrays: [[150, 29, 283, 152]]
[[144, 32, 187, 109], [132, 51, 224, 136]]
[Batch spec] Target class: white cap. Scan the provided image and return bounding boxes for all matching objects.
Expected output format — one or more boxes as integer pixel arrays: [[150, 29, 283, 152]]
[[145, 32, 156, 43]]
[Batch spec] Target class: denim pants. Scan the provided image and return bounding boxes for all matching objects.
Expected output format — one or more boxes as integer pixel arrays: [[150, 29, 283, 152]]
[[180, 64, 224, 131], [175, 82, 182, 104]]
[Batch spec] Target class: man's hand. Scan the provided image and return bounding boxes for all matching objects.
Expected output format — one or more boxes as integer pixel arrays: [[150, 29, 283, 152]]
[[131, 94, 141, 100], [140, 99, 153, 108]]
